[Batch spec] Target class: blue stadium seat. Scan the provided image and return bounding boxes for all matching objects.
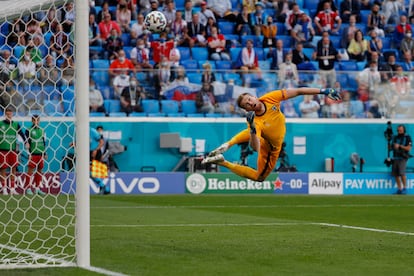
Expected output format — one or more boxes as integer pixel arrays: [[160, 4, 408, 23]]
[[90, 112, 106, 117], [177, 47, 191, 60], [180, 59, 198, 71], [147, 112, 165, 117], [44, 32, 53, 47], [304, 0, 319, 11], [255, 48, 265, 60], [276, 23, 286, 35], [161, 100, 180, 114], [123, 46, 133, 58], [230, 47, 242, 62], [337, 74, 349, 88], [121, 33, 131, 46], [104, 99, 121, 113], [186, 113, 204, 117], [258, 60, 271, 70], [383, 49, 399, 60], [109, 112, 127, 117], [92, 71, 110, 87], [360, 10, 371, 24], [175, 0, 185, 8], [350, 100, 365, 117], [191, 47, 209, 60], [142, 99, 160, 113], [92, 59, 110, 69], [278, 35, 292, 48], [187, 72, 201, 84], [181, 99, 197, 114], [12, 45, 24, 59], [240, 35, 263, 47], [129, 112, 147, 117], [43, 85, 62, 101], [205, 113, 222, 118], [330, 36, 341, 48], [339, 61, 358, 71], [198, 60, 216, 70], [218, 21, 236, 35], [215, 60, 233, 71]]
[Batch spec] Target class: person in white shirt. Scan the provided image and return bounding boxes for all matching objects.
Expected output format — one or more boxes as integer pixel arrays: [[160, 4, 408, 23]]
[[18, 51, 36, 85], [112, 69, 131, 98], [89, 78, 106, 114], [299, 95, 320, 118], [278, 52, 299, 88], [356, 60, 381, 101], [198, 1, 216, 26]]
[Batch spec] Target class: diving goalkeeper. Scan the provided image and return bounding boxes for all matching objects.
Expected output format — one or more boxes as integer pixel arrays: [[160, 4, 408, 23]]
[[202, 87, 341, 181]]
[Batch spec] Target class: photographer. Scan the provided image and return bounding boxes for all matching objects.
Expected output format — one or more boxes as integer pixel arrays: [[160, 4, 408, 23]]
[[391, 125, 412, 194]]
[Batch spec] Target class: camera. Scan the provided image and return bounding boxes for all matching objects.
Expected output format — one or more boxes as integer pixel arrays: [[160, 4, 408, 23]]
[[384, 121, 393, 167]]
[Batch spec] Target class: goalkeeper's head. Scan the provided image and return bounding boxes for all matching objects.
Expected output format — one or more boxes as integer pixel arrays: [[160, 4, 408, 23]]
[[237, 93, 261, 112]]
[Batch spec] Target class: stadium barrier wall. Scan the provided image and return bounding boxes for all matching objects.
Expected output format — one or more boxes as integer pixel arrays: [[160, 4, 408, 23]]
[[19, 119, 411, 174], [56, 172, 414, 195]]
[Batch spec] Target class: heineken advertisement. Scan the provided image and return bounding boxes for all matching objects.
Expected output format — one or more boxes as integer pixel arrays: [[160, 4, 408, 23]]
[[186, 173, 274, 194]]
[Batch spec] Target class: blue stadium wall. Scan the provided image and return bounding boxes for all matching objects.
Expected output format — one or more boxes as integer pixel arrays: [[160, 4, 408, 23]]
[[79, 118, 412, 174]]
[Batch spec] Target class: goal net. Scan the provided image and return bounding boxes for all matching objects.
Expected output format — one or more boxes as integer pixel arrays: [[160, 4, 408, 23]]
[[0, 0, 88, 269]]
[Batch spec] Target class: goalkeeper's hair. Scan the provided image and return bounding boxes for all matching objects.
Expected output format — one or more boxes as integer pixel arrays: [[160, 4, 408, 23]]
[[237, 93, 252, 108]]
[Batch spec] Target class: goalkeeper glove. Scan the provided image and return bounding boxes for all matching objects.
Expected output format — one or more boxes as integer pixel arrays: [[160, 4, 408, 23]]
[[320, 88, 341, 101], [246, 111, 256, 134]]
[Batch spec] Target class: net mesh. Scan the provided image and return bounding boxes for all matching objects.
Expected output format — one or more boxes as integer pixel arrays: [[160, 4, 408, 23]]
[[0, 0, 77, 268]]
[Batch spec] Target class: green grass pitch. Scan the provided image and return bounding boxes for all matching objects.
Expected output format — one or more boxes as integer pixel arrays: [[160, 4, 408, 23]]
[[2, 195, 414, 275]]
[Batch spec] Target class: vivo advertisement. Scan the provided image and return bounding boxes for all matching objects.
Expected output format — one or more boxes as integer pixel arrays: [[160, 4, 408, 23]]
[[60, 172, 186, 195], [57, 172, 414, 195]]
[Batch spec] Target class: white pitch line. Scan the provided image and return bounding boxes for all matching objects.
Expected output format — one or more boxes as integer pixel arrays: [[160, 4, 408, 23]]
[[90, 204, 414, 209], [91, 221, 414, 236], [86, 265, 129, 276], [314, 223, 414, 236]]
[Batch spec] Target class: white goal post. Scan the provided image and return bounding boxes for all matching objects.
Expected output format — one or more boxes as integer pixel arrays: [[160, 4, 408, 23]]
[[0, 0, 90, 270]]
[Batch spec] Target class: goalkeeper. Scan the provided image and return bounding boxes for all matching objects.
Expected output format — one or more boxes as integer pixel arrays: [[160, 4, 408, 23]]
[[202, 87, 341, 181]]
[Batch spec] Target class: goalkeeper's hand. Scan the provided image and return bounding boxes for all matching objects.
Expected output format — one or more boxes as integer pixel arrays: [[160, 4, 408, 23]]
[[320, 88, 341, 101], [246, 111, 256, 134]]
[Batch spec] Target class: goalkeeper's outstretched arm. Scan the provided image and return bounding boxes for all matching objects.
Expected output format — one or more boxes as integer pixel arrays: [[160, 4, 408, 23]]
[[285, 87, 341, 101]]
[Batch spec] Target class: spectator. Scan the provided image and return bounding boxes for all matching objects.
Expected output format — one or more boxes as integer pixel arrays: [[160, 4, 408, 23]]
[[278, 52, 299, 88], [367, 3, 385, 37], [130, 38, 153, 72], [144, 0, 161, 17], [112, 68, 131, 98], [116, 0, 132, 33], [390, 65, 410, 97], [120, 76, 145, 114], [207, 26, 230, 61], [314, 36, 339, 88], [150, 31, 175, 66], [360, 0, 372, 10], [236, 5, 253, 36], [285, 3, 303, 35], [250, 2, 267, 36], [24, 38, 43, 67], [347, 29, 368, 61], [17, 51, 36, 86], [0, 82, 25, 115], [299, 95, 320, 118], [292, 42, 316, 71], [49, 23, 73, 66], [89, 77, 106, 114], [291, 13, 315, 49], [316, 0, 338, 14], [400, 30, 414, 57], [394, 15, 411, 48], [60, 2, 75, 33], [367, 30, 383, 61], [130, 13, 147, 42], [37, 55, 61, 87], [195, 82, 223, 114], [235, 39, 261, 78], [156, 56, 171, 92], [314, 1, 342, 35], [0, 50, 17, 83], [201, 62, 216, 83], [366, 100, 383, 118], [401, 51, 414, 71], [98, 12, 121, 41], [383, 0, 404, 25], [108, 49, 135, 78], [163, 0, 176, 31], [171, 10, 188, 47], [329, 90, 352, 118], [339, 0, 361, 23], [356, 60, 381, 102], [197, 1, 216, 27], [275, 0, 290, 23], [104, 28, 124, 60], [340, 14, 358, 49], [379, 53, 397, 82], [89, 13, 103, 47], [168, 42, 181, 80], [207, 0, 237, 22], [280, 100, 299, 118], [171, 66, 189, 84], [267, 39, 286, 70], [97, 2, 116, 23], [183, 0, 195, 24], [205, 16, 218, 38], [185, 13, 207, 48], [261, 16, 277, 48]]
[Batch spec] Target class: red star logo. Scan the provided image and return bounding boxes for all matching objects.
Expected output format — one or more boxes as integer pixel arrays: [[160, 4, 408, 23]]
[[273, 177, 284, 190]]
